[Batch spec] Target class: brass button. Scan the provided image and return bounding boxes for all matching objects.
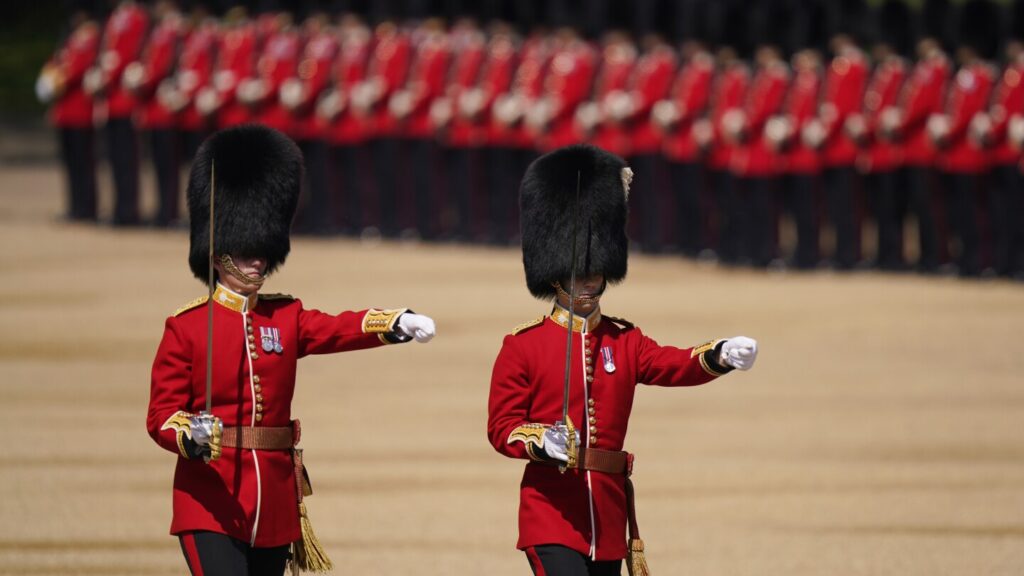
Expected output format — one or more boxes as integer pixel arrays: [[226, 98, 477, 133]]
[[248, 343, 256, 351], [585, 348, 592, 356], [585, 356, 593, 364], [586, 376, 594, 383], [588, 398, 595, 406], [588, 407, 595, 415], [250, 353, 259, 360], [256, 403, 263, 412], [255, 413, 263, 422], [586, 366, 594, 374], [247, 325, 254, 333], [253, 375, 261, 383], [248, 334, 255, 342], [590, 427, 597, 435], [589, 416, 596, 425], [256, 394, 263, 402], [254, 384, 262, 393]]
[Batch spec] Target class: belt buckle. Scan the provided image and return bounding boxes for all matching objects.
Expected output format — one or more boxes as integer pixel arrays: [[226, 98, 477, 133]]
[[626, 453, 635, 477]]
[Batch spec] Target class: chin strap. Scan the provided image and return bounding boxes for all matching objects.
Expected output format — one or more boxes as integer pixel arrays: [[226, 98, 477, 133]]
[[553, 280, 606, 309], [219, 254, 266, 288]]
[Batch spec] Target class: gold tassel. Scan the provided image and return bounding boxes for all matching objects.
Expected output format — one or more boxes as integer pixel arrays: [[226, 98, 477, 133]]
[[290, 502, 333, 573], [626, 538, 650, 576]]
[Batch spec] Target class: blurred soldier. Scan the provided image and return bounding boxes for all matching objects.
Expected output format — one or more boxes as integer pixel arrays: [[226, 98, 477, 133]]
[[805, 34, 868, 269], [655, 41, 714, 257], [284, 12, 340, 234], [855, 41, 908, 270], [927, 37, 994, 277], [390, 18, 451, 239], [725, 44, 789, 267], [125, 0, 185, 227], [881, 38, 950, 272], [973, 41, 1024, 278], [706, 47, 749, 263], [37, 11, 100, 221], [578, 30, 637, 155], [85, 0, 149, 225], [239, 12, 302, 135], [430, 17, 489, 238], [526, 27, 597, 152], [317, 14, 372, 235], [350, 20, 413, 238], [171, 6, 218, 163], [195, 7, 258, 130], [776, 48, 823, 270], [148, 125, 436, 576], [488, 144, 758, 576]]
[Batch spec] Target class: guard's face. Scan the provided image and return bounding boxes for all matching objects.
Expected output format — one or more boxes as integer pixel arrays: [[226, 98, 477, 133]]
[[214, 254, 267, 295], [557, 274, 605, 316]]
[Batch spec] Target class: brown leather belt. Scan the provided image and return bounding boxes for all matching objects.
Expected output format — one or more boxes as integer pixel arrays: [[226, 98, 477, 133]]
[[577, 447, 633, 475], [220, 422, 298, 450]]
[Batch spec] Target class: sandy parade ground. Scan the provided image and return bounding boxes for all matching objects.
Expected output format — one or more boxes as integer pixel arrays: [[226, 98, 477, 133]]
[[0, 164, 1022, 575]]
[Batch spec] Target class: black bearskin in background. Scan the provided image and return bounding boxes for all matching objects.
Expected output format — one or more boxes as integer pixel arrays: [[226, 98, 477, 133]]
[[187, 124, 303, 283], [519, 144, 630, 300]]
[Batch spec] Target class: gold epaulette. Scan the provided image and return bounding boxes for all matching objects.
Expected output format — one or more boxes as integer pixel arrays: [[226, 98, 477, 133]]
[[511, 316, 545, 335], [173, 296, 208, 317], [604, 315, 635, 331], [260, 293, 294, 301]]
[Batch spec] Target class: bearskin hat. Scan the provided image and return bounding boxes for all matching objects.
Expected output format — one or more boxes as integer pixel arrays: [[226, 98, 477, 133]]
[[519, 144, 631, 300], [187, 124, 303, 283]]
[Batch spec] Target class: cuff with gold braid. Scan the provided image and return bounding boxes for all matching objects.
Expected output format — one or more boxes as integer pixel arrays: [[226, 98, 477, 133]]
[[507, 423, 556, 462], [691, 339, 734, 377], [160, 411, 223, 462], [362, 308, 411, 344]]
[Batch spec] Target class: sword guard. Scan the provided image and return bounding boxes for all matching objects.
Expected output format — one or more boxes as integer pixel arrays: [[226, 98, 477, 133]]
[[558, 416, 579, 474]]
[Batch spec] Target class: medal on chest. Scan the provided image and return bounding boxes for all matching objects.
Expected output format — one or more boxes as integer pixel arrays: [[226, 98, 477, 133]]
[[600, 346, 616, 373], [259, 326, 284, 354]]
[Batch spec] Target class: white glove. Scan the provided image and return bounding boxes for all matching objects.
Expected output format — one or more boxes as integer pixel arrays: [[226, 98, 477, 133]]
[[719, 336, 758, 371], [542, 424, 580, 463], [397, 313, 435, 343]]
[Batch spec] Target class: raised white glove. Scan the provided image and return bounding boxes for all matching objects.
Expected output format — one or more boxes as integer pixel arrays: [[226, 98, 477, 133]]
[[719, 336, 758, 371], [542, 424, 580, 463], [188, 413, 222, 463], [397, 313, 435, 343]]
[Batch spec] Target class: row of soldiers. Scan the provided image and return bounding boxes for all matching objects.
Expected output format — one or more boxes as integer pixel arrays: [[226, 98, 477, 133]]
[[40, 1, 1024, 278]]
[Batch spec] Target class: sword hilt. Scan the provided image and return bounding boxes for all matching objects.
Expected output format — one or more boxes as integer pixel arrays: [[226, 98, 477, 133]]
[[558, 415, 578, 474]]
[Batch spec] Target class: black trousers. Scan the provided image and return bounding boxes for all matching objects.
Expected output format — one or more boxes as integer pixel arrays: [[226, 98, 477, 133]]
[[782, 173, 819, 269], [905, 165, 940, 271], [369, 137, 401, 237], [670, 160, 702, 257], [179, 531, 290, 576], [874, 169, 909, 270], [945, 172, 982, 277], [296, 139, 331, 234], [990, 164, 1024, 276], [525, 545, 622, 576], [328, 143, 364, 235], [629, 153, 664, 253], [180, 128, 210, 166], [729, 176, 777, 267], [445, 145, 480, 240], [58, 126, 98, 221], [105, 117, 140, 225], [410, 137, 441, 240], [149, 128, 180, 226], [823, 165, 858, 269]]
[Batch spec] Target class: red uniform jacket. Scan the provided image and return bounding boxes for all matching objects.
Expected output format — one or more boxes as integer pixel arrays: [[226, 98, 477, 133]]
[[468, 35, 519, 147], [252, 29, 303, 135], [322, 29, 373, 146], [708, 64, 749, 171], [148, 285, 408, 547], [937, 63, 994, 174], [731, 61, 789, 177], [984, 61, 1023, 166], [97, 3, 149, 119], [134, 16, 184, 130], [860, 57, 907, 173], [897, 57, 950, 167], [661, 53, 714, 163], [490, 36, 552, 149], [819, 50, 868, 167], [48, 21, 100, 128], [587, 42, 638, 154], [782, 64, 822, 175], [392, 31, 450, 139], [359, 26, 413, 139], [619, 45, 676, 156], [488, 307, 731, 560], [286, 30, 339, 141], [441, 30, 487, 147], [212, 22, 259, 128], [176, 21, 218, 132], [537, 41, 598, 151]]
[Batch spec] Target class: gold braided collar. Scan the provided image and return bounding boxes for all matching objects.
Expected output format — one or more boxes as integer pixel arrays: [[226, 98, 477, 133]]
[[549, 303, 602, 333], [212, 283, 258, 313]]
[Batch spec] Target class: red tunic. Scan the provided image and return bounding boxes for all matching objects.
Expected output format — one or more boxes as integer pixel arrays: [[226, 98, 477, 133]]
[[488, 308, 729, 560], [322, 29, 373, 146], [48, 21, 100, 129], [988, 61, 1024, 166], [860, 57, 907, 173], [489, 36, 552, 149], [661, 53, 714, 163], [176, 21, 218, 132], [470, 35, 519, 147], [212, 23, 259, 128], [819, 50, 868, 168], [358, 26, 413, 139], [441, 30, 487, 147], [148, 285, 405, 547], [731, 62, 789, 177], [938, 63, 994, 174], [782, 64, 822, 175], [394, 31, 451, 139], [96, 3, 149, 120], [134, 16, 185, 130], [251, 29, 303, 135], [708, 64, 749, 171], [587, 42, 638, 155], [536, 41, 598, 151], [897, 57, 950, 167], [288, 31, 339, 141]]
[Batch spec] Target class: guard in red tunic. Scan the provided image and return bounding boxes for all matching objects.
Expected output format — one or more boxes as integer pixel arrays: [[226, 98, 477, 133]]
[[706, 48, 749, 264], [124, 0, 185, 227], [655, 41, 714, 257], [526, 28, 597, 153], [195, 7, 258, 130], [37, 10, 100, 221], [86, 0, 148, 225], [171, 7, 218, 162], [148, 125, 436, 575], [488, 144, 758, 576]]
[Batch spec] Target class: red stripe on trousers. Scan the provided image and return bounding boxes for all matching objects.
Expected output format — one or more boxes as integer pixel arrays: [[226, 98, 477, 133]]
[[182, 533, 205, 576], [526, 546, 547, 576]]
